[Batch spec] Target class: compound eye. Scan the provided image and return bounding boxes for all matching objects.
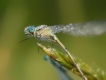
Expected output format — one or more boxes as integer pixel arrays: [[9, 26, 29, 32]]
[[28, 26, 35, 33]]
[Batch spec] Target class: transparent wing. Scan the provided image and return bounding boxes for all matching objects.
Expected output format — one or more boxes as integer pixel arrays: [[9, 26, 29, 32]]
[[50, 21, 106, 36]]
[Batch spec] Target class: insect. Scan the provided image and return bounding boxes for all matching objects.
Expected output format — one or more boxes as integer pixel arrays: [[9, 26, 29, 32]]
[[24, 20, 106, 80]]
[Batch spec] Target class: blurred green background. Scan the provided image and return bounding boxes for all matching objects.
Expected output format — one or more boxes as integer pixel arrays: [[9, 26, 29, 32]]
[[0, 0, 106, 80]]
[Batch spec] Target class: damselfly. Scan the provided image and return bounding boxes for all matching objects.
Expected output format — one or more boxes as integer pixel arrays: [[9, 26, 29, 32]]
[[23, 20, 106, 80]]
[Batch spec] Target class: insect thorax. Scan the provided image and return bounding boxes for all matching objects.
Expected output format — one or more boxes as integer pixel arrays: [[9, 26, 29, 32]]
[[34, 25, 56, 42]]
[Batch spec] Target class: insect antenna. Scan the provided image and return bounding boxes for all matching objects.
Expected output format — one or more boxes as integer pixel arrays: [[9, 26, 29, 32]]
[[19, 38, 30, 43]]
